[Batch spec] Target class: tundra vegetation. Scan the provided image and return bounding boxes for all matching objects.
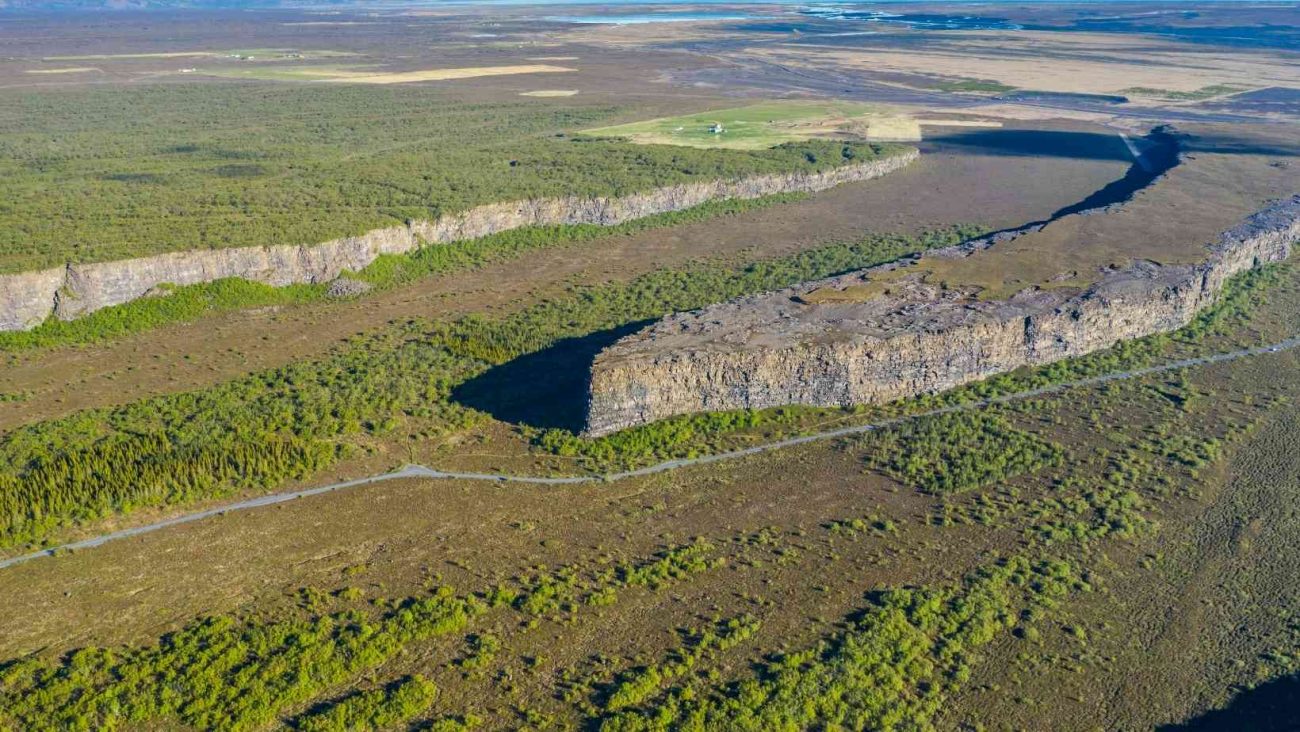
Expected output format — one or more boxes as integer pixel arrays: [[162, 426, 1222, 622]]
[[0, 226, 979, 548], [0, 235, 1295, 731], [0, 8, 1297, 730], [0, 84, 886, 273], [0, 191, 817, 350], [0, 238, 1286, 552]]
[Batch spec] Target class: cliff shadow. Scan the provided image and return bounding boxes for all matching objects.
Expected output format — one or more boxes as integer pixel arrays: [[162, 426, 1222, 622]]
[[920, 128, 1136, 162], [451, 319, 655, 433], [1048, 128, 1183, 218], [1156, 672, 1300, 731]]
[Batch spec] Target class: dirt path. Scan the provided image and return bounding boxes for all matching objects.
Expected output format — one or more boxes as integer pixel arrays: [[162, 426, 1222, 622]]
[[0, 133, 1129, 433], [4, 335, 1293, 574]]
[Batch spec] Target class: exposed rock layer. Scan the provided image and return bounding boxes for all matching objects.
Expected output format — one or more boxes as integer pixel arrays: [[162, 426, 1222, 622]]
[[0, 152, 917, 332], [584, 194, 1300, 436]]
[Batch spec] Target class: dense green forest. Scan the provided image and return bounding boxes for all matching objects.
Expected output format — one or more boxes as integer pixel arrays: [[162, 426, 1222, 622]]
[[0, 83, 889, 272]]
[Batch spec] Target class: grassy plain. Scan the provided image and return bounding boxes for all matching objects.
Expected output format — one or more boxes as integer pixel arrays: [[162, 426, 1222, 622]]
[[42, 48, 358, 62], [1121, 84, 1253, 101], [22, 67, 100, 75], [582, 100, 920, 148]]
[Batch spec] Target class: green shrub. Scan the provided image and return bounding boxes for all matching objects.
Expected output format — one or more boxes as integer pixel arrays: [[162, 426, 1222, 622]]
[[598, 557, 1085, 730], [858, 412, 1065, 493], [0, 587, 481, 731], [295, 675, 438, 732]]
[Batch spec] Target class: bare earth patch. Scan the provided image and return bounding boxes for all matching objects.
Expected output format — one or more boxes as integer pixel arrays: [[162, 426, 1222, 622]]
[[520, 89, 579, 97], [24, 67, 100, 75], [323, 64, 575, 84]]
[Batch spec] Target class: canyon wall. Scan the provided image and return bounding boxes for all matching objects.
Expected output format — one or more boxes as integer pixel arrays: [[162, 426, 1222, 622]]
[[0, 151, 917, 332], [584, 194, 1300, 436]]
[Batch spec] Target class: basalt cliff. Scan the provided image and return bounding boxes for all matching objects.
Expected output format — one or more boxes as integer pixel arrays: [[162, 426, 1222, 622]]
[[583, 194, 1300, 436], [0, 152, 917, 332]]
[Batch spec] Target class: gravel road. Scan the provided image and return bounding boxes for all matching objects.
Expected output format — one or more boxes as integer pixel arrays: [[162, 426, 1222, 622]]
[[1, 335, 1295, 573]]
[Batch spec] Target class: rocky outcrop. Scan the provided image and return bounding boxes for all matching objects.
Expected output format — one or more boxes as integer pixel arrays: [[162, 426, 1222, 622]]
[[584, 194, 1300, 436], [0, 266, 68, 332], [0, 151, 917, 331]]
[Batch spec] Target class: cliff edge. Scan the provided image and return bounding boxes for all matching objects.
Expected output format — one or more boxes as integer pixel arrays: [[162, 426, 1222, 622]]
[[584, 193, 1300, 436], [0, 151, 917, 332]]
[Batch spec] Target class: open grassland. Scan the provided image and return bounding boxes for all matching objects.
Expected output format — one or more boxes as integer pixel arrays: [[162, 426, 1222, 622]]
[[1121, 84, 1254, 101], [520, 90, 579, 97], [751, 30, 1300, 97], [1, 249, 1296, 728], [22, 67, 100, 75], [41, 51, 216, 61], [322, 65, 576, 84], [0, 84, 874, 273], [200, 64, 576, 84], [582, 100, 921, 149]]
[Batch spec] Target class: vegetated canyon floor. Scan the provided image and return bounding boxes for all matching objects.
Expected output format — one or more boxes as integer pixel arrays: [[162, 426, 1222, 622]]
[[2, 5, 1299, 729], [3, 247, 1299, 730], [0, 117, 1133, 432]]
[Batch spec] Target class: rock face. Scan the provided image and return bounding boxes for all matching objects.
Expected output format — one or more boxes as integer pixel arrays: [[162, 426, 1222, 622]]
[[584, 194, 1300, 436], [0, 152, 917, 332]]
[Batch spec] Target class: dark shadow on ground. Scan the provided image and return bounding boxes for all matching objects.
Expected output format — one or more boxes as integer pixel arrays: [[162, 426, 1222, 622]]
[[1157, 673, 1300, 731], [1181, 132, 1300, 158], [920, 128, 1134, 161], [1050, 127, 1182, 218], [924, 127, 1300, 163], [451, 320, 655, 432]]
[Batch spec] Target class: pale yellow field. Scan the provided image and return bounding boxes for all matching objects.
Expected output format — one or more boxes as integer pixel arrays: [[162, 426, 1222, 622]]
[[25, 67, 100, 75], [323, 64, 575, 84], [43, 51, 216, 61], [752, 31, 1300, 96], [520, 89, 580, 97]]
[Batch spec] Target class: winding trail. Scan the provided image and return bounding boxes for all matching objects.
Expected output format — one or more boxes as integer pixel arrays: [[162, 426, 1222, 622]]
[[1, 336, 1296, 573]]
